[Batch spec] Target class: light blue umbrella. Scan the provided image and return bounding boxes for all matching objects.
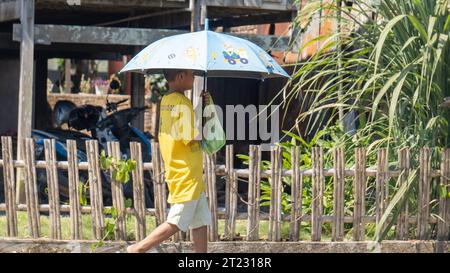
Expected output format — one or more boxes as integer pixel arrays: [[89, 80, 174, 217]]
[[119, 19, 290, 80]]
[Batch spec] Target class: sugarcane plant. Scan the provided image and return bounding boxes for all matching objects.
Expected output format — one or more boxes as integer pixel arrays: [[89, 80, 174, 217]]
[[276, 0, 450, 241]]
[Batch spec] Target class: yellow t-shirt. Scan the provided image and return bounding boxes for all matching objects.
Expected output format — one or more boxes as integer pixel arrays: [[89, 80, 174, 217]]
[[158, 92, 205, 204]]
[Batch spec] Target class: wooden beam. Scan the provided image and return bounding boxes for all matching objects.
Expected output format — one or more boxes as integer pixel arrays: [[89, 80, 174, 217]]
[[207, 0, 294, 11], [16, 0, 35, 204], [35, 0, 296, 11], [209, 12, 292, 28], [190, 0, 204, 105], [0, 0, 20, 22], [190, 0, 201, 32], [13, 24, 290, 51], [36, 0, 188, 10], [34, 56, 50, 130], [130, 46, 145, 131]]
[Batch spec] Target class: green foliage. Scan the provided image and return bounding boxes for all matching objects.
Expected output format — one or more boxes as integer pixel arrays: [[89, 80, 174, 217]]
[[79, 182, 88, 206], [90, 152, 138, 251], [275, 0, 450, 241], [100, 150, 137, 184], [146, 74, 168, 103], [285, 0, 450, 153], [90, 205, 124, 252], [238, 126, 355, 222]]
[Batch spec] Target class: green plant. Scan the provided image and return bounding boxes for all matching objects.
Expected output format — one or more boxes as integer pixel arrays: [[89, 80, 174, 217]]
[[237, 126, 355, 229], [278, 0, 450, 241], [90, 153, 137, 251], [79, 181, 88, 206], [99, 150, 137, 184], [146, 74, 168, 103]]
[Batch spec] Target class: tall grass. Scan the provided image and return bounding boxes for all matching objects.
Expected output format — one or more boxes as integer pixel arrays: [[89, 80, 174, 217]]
[[281, 0, 450, 241]]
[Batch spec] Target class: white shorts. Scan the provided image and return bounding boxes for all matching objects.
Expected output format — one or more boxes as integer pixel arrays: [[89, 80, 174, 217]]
[[166, 192, 212, 232]]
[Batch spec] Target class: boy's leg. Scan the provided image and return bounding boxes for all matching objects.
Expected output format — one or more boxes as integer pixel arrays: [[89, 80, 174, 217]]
[[127, 222, 179, 253], [128, 200, 196, 253], [189, 193, 212, 253], [191, 225, 208, 253]]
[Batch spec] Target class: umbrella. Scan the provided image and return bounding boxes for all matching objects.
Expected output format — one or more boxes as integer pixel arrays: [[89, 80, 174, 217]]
[[119, 18, 291, 81]]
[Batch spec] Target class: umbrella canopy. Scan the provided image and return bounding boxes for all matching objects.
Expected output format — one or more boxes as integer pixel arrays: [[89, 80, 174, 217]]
[[120, 19, 290, 80]]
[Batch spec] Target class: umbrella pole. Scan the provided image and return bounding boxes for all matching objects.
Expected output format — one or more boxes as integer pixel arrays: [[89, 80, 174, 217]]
[[201, 73, 207, 140], [201, 73, 207, 106]]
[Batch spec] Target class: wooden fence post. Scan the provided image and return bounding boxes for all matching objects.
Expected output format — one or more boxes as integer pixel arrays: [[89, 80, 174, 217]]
[[269, 146, 282, 242], [396, 147, 410, 240], [353, 147, 367, 241], [205, 153, 218, 242], [107, 141, 126, 241], [417, 147, 431, 240], [247, 145, 261, 241], [130, 142, 146, 241], [332, 147, 345, 241], [1, 136, 18, 237], [151, 141, 161, 226], [290, 146, 302, 241], [44, 139, 62, 240], [311, 147, 324, 241], [22, 138, 40, 238], [67, 140, 82, 240], [151, 141, 166, 227], [437, 149, 450, 241], [86, 140, 104, 240], [375, 148, 388, 235], [225, 144, 237, 241]]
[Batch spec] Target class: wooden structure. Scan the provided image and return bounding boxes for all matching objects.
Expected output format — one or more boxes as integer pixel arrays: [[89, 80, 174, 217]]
[[0, 136, 449, 247], [0, 0, 298, 203]]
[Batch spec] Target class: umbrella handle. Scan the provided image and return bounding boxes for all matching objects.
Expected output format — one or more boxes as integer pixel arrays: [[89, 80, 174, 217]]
[[201, 75, 208, 137], [201, 74, 207, 105]]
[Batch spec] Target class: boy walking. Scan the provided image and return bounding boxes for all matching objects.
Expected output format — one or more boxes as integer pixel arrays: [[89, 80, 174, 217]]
[[127, 69, 212, 253]]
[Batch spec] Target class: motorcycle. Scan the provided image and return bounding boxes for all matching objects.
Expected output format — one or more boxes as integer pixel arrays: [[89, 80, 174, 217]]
[[32, 97, 155, 208]]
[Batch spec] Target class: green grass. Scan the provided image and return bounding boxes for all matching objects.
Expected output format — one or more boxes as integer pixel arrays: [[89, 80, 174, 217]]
[[0, 212, 395, 241], [0, 212, 320, 241]]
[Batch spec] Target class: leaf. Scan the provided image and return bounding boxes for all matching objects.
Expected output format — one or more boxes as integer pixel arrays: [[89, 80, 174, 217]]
[[407, 15, 428, 41], [374, 169, 417, 242], [388, 62, 416, 129], [100, 150, 112, 170], [123, 172, 130, 184], [118, 171, 127, 183], [374, 14, 407, 73], [125, 198, 133, 208], [105, 221, 116, 235], [371, 71, 401, 119], [113, 169, 119, 181], [439, 184, 447, 198], [79, 183, 87, 206], [426, 116, 440, 130], [127, 160, 137, 171], [111, 207, 118, 219]]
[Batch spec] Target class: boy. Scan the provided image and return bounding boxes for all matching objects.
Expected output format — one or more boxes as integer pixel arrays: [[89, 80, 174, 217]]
[[127, 69, 212, 253]]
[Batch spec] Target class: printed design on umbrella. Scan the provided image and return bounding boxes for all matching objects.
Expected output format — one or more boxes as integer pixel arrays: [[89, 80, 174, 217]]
[[185, 47, 199, 64], [258, 51, 274, 73], [137, 52, 150, 65], [222, 44, 249, 65]]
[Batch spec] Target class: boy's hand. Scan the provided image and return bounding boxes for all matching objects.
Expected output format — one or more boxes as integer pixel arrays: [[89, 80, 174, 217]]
[[201, 90, 212, 105]]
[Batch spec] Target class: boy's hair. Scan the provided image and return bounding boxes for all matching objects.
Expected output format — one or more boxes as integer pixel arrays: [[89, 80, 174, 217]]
[[163, 69, 186, 82]]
